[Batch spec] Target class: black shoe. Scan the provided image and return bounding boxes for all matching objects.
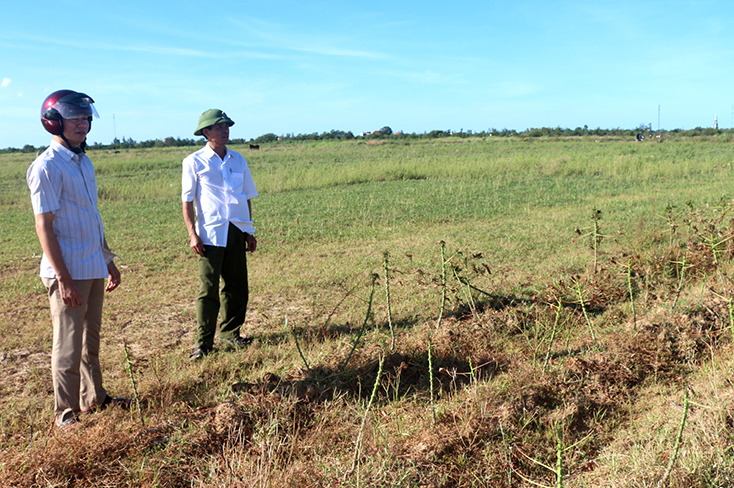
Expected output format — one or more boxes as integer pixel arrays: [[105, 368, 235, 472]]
[[189, 345, 211, 360], [100, 394, 131, 410], [220, 336, 253, 350]]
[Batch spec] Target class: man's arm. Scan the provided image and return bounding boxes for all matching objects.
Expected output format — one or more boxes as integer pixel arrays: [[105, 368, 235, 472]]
[[102, 238, 121, 292], [246, 199, 257, 252], [183, 201, 205, 256], [34, 212, 82, 307]]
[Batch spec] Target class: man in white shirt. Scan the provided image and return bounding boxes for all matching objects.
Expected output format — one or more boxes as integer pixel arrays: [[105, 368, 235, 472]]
[[182, 109, 259, 360], [27, 90, 128, 428]]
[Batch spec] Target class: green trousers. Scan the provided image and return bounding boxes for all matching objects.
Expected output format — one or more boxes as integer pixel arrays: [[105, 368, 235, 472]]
[[195, 224, 249, 348]]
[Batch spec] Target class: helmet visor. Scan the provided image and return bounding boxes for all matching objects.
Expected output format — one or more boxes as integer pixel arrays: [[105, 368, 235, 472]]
[[53, 93, 99, 119]]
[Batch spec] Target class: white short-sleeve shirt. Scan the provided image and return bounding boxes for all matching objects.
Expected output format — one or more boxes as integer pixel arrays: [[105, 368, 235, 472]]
[[27, 140, 108, 280], [181, 144, 258, 247]]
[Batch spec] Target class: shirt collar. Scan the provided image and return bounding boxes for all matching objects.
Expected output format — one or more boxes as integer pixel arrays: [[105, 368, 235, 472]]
[[204, 143, 229, 161], [49, 139, 80, 163]]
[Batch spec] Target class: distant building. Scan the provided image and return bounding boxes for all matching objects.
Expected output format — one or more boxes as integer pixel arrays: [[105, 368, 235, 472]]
[[714, 114, 718, 129]]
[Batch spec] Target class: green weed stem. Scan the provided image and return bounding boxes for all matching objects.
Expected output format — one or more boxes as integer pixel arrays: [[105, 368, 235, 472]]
[[708, 288, 734, 335], [658, 388, 690, 487], [287, 318, 310, 372], [436, 241, 447, 329], [499, 421, 512, 487], [351, 352, 385, 475], [123, 342, 144, 427], [514, 423, 593, 488], [573, 279, 597, 347], [428, 340, 436, 428], [383, 251, 395, 351], [453, 267, 478, 320], [543, 296, 563, 372], [592, 210, 601, 274], [671, 250, 688, 312], [341, 274, 378, 371], [462, 253, 479, 319], [555, 424, 564, 488], [626, 261, 636, 326]]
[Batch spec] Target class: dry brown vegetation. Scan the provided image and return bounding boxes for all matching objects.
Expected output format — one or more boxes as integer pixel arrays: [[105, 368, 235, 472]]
[[4, 240, 734, 487]]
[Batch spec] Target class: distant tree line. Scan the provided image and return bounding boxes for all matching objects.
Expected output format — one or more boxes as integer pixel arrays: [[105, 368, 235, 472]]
[[3, 125, 734, 154]]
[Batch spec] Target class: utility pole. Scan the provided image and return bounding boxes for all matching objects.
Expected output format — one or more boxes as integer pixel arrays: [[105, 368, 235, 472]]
[[658, 105, 660, 131]]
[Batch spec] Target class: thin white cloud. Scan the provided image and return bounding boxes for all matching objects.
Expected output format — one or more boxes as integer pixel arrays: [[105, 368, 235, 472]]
[[0, 31, 276, 60], [227, 17, 388, 60], [290, 45, 386, 59], [1, 78, 11, 87]]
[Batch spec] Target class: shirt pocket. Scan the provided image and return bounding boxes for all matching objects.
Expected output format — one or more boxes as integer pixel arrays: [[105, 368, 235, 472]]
[[230, 171, 245, 192], [61, 170, 95, 208]]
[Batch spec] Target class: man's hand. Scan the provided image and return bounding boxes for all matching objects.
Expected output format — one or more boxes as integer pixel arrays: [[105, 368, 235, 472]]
[[106, 261, 121, 292], [58, 276, 83, 307], [183, 201, 205, 256], [245, 233, 257, 253], [34, 212, 83, 306], [189, 234, 205, 256]]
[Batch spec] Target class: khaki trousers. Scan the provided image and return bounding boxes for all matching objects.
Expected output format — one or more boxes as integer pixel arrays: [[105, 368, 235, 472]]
[[42, 278, 107, 426]]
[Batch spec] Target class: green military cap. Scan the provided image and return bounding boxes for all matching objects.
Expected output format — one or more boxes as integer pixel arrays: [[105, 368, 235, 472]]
[[194, 109, 235, 136]]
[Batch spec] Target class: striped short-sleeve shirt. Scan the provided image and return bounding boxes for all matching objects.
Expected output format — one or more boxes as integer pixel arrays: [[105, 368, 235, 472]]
[[27, 140, 108, 280]]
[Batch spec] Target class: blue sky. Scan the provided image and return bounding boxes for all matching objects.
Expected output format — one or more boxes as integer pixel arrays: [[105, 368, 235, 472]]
[[1, 0, 733, 148]]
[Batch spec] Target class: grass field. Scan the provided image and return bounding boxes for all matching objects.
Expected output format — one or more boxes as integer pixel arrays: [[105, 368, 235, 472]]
[[2, 135, 734, 487]]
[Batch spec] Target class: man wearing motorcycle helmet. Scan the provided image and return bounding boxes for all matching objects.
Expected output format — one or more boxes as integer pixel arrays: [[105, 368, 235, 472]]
[[40, 90, 99, 152], [27, 90, 129, 429]]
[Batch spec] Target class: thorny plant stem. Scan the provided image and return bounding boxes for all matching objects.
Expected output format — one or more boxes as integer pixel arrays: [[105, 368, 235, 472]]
[[351, 352, 385, 476], [436, 241, 447, 329], [468, 357, 476, 385], [573, 279, 597, 347], [288, 318, 310, 372], [592, 215, 599, 274], [707, 288, 734, 335], [499, 420, 512, 487], [25, 399, 35, 450], [513, 428, 594, 488], [383, 251, 395, 351], [341, 274, 378, 371], [428, 341, 436, 428], [453, 267, 478, 320], [626, 261, 636, 326], [671, 249, 688, 312], [658, 388, 690, 487], [463, 253, 479, 319], [556, 423, 564, 488], [543, 296, 563, 372], [124, 342, 144, 427]]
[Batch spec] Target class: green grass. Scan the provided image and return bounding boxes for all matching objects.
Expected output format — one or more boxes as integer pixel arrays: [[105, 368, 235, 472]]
[[3, 136, 734, 487]]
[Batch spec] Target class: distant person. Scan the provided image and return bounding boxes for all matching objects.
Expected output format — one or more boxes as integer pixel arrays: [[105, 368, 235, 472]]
[[182, 109, 259, 360], [27, 90, 129, 429]]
